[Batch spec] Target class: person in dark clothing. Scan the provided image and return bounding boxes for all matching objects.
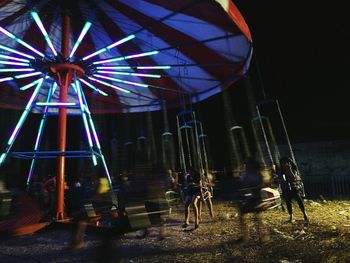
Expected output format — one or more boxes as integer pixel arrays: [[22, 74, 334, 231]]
[[278, 157, 309, 223]]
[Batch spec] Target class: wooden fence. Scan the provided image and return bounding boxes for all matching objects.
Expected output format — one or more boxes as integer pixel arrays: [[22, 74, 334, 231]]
[[303, 174, 350, 198]]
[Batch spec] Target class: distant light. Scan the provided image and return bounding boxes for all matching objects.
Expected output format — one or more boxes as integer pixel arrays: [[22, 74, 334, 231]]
[[31, 12, 57, 56], [94, 74, 148, 88], [88, 76, 131, 93], [69, 21, 92, 59], [0, 44, 35, 60], [82, 34, 135, 61], [0, 25, 45, 57], [93, 50, 159, 65], [97, 70, 161, 78]]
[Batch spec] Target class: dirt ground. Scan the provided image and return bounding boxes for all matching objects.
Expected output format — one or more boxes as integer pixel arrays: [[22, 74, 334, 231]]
[[1, 198, 350, 263]]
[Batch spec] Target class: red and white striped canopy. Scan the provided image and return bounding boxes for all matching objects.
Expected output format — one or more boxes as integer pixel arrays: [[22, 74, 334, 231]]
[[0, 0, 252, 113]]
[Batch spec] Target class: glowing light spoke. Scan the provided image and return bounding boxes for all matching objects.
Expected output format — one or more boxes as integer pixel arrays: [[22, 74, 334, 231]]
[[69, 21, 92, 59], [93, 50, 158, 65], [0, 79, 44, 164], [0, 74, 41, 84], [82, 34, 135, 61], [97, 66, 131, 70], [81, 49, 106, 61], [80, 89, 111, 184], [88, 76, 131, 93], [36, 102, 77, 107], [27, 82, 55, 186], [71, 83, 78, 94], [0, 60, 29, 66], [20, 78, 43, 91], [31, 12, 57, 56], [0, 44, 35, 60], [124, 51, 159, 60], [52, 82, 58, 95], [137, 66, 171, 70], [97, 70, 161, 78], [14, 72, 42, 79], [0, 77, 13, 83], [75, 80, 96, 166], [0, 25, 45, 57], [94, 74, 148, 88], [106, 34, 135, 50], [0, 68, 34, 72], [96, 65, 171, 70], [80, 78, 108, 96], [0, 54, 30, 63]]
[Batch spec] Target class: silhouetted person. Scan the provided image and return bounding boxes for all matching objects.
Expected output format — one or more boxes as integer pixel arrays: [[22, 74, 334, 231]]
[[278, 157, 309, 223]]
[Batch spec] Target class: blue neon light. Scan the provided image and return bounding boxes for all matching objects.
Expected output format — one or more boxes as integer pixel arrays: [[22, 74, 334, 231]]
[[93, 50, 158, 65]]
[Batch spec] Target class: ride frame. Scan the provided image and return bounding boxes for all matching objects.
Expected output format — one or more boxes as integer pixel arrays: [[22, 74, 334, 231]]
[[0, 14, 113, 221]]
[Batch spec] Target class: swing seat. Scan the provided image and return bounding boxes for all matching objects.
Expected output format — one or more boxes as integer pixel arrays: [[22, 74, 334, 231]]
[[260, 187, 281, 210]]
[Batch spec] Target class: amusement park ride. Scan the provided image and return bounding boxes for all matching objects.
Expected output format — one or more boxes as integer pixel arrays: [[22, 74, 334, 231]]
[[0, 0, 253, 237]]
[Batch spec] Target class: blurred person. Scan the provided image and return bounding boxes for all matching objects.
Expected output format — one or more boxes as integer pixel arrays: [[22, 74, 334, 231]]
[[166, 168, 178, 190], [278, 157, 309, 223], [237, 157, 270, 243], [0, 179, 12, 217], [182, 167, 201, 229], [136, 170, 169, 240], [198, 169, 214, 221], [271, 164, 286, 212]]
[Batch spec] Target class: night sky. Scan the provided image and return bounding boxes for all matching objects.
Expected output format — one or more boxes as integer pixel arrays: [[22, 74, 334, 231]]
[[232, 0, 349, 142]]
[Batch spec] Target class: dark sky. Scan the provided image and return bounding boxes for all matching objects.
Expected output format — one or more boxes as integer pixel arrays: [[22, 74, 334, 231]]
[[232, 0, 350, 142]]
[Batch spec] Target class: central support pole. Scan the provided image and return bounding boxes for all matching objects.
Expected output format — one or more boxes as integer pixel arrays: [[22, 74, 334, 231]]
[[56, 14, 70, 220]]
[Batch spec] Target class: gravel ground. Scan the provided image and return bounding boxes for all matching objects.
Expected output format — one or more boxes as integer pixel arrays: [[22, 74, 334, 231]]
[[1, 199, 350, 263]]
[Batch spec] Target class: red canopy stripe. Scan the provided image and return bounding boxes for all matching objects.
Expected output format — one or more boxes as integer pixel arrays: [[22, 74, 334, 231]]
[[144, 0, 248, 38], [94, 2, 186, 102], [106, 0, 241, 81]]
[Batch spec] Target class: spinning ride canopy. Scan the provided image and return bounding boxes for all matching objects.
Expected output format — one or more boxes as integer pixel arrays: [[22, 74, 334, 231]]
[[0, 0, 252, 113]]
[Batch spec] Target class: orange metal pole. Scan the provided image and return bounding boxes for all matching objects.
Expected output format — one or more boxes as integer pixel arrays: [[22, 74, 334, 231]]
[[56, 14, 70, 220]]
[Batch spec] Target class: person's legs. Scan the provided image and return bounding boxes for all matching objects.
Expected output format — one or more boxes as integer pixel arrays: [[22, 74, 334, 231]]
[[183, 195, 191, 227], [295, 193, 309, 222], [192, 195, 200, 228], [207, 192, 214, 218], [198, 198, 202, 221], [284, 195, 293, 222], [255, 212, 270, 243], [238, 212, 248, 242], [70, 220, 87, 249]]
